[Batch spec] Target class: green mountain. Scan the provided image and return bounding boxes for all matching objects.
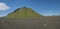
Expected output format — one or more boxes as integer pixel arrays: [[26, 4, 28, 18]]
[[5, 7, 42, 18]]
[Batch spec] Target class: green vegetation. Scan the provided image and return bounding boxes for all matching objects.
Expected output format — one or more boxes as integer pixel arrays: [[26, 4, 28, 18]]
[[5, 7, 43, 18]]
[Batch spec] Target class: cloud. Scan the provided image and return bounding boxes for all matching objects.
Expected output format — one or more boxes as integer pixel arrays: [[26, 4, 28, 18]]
[[0, 3, 11, 10]]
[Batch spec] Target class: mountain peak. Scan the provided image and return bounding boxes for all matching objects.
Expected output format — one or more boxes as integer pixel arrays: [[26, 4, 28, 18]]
[[14, 7, 29, 12]]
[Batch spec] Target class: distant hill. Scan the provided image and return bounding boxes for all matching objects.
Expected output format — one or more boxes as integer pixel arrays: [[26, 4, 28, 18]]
[[5, 7, 43, 18]]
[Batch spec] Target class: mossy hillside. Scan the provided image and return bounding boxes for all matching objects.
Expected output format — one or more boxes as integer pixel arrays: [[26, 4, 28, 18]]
[[5, 7, 42, 18]]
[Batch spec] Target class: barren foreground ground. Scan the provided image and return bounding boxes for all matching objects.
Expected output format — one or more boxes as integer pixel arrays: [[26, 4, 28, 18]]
[[0, 16, 60, 29]]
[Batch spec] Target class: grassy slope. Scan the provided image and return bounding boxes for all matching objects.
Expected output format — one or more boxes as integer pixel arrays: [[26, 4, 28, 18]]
[[5, 8, 42, 18]]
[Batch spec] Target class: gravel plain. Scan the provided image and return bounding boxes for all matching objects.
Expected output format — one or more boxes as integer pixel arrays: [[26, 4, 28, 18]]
[[0, 16, 60, 29]]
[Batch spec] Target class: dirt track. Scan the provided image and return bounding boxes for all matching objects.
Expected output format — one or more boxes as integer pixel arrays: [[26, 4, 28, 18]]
[[0, 16, 60, 29]]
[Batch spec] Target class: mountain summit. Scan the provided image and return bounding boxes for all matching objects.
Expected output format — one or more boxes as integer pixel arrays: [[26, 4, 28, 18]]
[[5, 7, 42, 18]]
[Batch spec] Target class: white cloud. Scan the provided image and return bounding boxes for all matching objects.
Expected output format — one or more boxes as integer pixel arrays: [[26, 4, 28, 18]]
[[0, 3, 11, 10]]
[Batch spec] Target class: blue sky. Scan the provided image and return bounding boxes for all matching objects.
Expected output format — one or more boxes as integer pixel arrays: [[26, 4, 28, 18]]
[[0, 0, 60, 17]]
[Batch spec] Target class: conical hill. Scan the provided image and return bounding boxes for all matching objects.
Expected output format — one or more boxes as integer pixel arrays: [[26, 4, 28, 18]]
[[5, 7, 42, 18]]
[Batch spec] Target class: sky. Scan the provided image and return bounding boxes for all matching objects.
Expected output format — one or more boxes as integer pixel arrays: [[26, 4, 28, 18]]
[[0, 0, 60, 17]]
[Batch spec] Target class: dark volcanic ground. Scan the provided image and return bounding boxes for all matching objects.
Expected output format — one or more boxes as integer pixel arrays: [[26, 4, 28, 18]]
[[0, 16, 60, 29]]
